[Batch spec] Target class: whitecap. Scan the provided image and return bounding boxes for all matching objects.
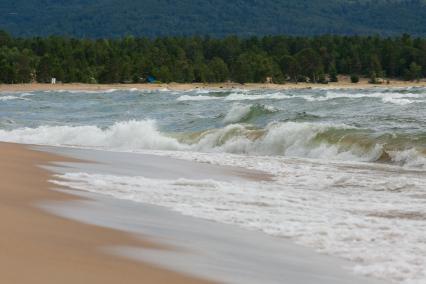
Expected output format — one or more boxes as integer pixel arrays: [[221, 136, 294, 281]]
[[0, 96, 20, 101], [0, 120, 186, 151], [0, 120, 423, 169], [177, 95, 221, 101], [223, 104, 253, 123], [303, 91, 425, 105], [224, 92, 288, 101]]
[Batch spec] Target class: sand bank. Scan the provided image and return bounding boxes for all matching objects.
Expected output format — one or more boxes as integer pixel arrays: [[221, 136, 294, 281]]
[[0, 142, 212, 284], [1, 77, 426, 93]]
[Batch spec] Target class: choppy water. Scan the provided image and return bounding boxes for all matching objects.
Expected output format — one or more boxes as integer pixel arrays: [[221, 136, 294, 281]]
[[1, 87, 426, 283]]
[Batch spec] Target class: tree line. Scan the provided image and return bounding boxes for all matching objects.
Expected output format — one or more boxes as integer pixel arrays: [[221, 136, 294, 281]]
[[0, 31, 425, 84]]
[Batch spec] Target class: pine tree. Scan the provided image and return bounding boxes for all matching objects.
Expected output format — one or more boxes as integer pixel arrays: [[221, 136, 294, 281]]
[[329, 64, 338, 82], [404, 62, 422, 81]]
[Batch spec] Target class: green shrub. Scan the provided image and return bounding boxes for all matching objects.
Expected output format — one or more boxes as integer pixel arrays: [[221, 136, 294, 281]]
[[368, 72, 377, 84]]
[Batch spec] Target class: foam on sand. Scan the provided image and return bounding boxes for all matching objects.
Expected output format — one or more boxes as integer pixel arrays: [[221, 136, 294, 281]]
[[51, 151, 426, 284]]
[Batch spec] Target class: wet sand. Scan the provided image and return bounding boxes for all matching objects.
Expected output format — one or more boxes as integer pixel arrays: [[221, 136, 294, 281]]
[[35, 145, 388, 284], [0, 142, 390, 284], [0, 142, 212, 284]]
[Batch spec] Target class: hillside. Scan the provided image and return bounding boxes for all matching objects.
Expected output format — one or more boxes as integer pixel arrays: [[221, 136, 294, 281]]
[[1, 0, 426, 37]]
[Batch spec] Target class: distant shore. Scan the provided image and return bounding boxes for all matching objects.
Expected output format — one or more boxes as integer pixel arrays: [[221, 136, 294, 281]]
[[1, 78, 426, 93]]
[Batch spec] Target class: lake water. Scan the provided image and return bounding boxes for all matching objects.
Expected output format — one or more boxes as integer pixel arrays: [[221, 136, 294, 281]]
[[1, 87, 425, 283]]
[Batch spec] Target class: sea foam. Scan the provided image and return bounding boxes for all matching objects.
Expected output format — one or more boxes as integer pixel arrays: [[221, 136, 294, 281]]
[[177, 89, 426, 105], [0, 120, 185, 151], [52, 159, 426, 284], [303, 91, 425, 105], [223, 103, 278, 124], [177, 95, 222, 101], [0, 119, 424, 168]]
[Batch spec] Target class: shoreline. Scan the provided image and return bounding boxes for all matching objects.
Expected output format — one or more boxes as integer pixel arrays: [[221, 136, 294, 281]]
[[1, 79, 426, 92], [0, 142, 212, 284], [35, 144, 387, 284]]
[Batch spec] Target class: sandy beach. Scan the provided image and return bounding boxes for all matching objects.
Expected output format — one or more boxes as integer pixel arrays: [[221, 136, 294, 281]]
[[1, 77, 426, 93], [33, 145, 388, 284], [0, 142, 391, 284], [0, 142, 212, 284]]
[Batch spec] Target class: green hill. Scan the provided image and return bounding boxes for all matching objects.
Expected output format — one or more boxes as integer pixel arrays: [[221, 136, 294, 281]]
[[1, 0, 426, 37]]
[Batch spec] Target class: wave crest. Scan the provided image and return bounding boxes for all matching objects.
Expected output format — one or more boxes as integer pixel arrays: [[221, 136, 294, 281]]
[[0, 120, 186, 151], [0, 120, 424, 168], [223, 104, 278, 124]]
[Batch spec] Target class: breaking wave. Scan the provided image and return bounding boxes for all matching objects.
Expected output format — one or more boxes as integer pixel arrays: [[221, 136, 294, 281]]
[[0, 95, 31, 101], [304, 91, 426, 105], [223, 104, 278, 123], [0, 120, 424, 168], [0, 120, 185, 150], [176, 89, 426, 105], [0, 96, 20, 101], [224, 92, 287, 101]]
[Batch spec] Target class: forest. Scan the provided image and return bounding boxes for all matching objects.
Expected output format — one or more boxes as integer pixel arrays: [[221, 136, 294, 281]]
[[0, 31, 425, 84], [1, 0, 426, 38]]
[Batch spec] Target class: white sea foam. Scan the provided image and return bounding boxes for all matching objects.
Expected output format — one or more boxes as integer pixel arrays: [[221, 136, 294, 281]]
[[45, 88, 125, 94], [190, 122, 385, 162], [389, 148, 426, 168], [222, 103, 279, 124], [224, 92, 288, 101], [0, 120, 424, 168], [223, 104, 253, 123], [0, 95, 31, 101], [177, 95, 222, 101], [176, 91, 291, 101], [177, 89, 426, 104], [0, 120, 186, 150], [52, 160, 426, 284], [192, 89, 213, 94], [0, 96, 20, 101], [190, 88, 244, 94], [303, 91, 425, 105]]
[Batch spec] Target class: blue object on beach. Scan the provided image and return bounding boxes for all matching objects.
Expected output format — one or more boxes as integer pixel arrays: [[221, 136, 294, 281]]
[[147, 76, 156, 83]]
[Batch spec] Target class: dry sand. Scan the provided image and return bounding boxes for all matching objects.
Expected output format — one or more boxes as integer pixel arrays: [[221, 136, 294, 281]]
[[1, 77, 425, 92], [0, 142, 212, 284]]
